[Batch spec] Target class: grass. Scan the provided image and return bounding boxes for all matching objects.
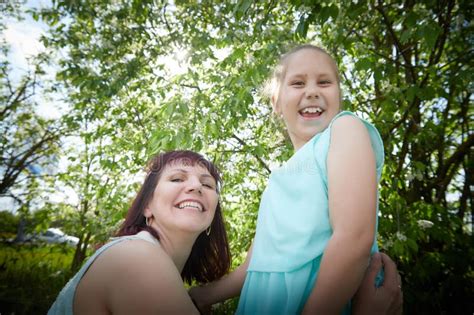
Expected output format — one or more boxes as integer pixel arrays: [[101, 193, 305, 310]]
[[0, 242, 75, 315], [0, 241, 240, 314]]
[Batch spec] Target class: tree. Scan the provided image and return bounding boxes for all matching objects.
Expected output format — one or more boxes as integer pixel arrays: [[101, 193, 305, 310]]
[[53, 108, 140, 272], [37, 0, 472, 312], [1, 7, 65, 242]]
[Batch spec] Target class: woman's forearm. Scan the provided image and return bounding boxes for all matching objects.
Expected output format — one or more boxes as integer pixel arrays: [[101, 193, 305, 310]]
[[190, 243, 253, 307]]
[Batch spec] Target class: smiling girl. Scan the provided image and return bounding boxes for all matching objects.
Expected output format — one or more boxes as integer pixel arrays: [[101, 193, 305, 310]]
[[190, 45, 400, 314]]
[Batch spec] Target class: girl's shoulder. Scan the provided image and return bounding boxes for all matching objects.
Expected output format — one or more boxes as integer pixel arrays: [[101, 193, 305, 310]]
[[330, 112, 368, 138], [328, 111, 385, 169], [329, 111, 362, 129]]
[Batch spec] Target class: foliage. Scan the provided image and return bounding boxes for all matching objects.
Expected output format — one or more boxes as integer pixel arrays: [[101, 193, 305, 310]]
[[1, 0, 470, 314], [0, 210, 19, 238], [0, 242, 74, 315], [0, 53, 63, 199], [0, 7, 70, 247]]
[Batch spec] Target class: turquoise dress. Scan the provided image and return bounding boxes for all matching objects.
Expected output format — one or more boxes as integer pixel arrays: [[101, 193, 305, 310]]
[[236, 111, 384, 315], [48, 231, 159, 315]]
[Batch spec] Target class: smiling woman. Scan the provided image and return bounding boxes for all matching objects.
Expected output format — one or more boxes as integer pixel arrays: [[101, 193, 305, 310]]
[[48, 150, 230, 315]]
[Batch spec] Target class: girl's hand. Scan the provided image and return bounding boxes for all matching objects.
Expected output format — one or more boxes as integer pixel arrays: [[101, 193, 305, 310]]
[[189, 286, 212, 315], [352, 252, 403, 315]]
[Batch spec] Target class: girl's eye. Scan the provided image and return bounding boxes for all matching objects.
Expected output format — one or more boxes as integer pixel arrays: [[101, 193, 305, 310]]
[[319, 80, 331, 85], [171, 178, 183, 182], [291, 81, 304, 86]]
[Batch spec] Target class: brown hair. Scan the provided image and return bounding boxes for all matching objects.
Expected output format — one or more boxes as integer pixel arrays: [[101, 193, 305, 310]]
[[116, 150, 230, 284], [264, 44, 342, 103]]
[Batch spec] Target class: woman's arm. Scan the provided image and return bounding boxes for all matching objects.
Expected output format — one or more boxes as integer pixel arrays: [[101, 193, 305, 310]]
[[104, 240, 200, 315], [302, 116, 377, 314], [353, 252, 403, 315], [189, 243, 254, 311]]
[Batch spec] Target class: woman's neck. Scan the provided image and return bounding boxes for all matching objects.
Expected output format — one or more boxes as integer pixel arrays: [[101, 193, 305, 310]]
[[152, 228, 198, 273]]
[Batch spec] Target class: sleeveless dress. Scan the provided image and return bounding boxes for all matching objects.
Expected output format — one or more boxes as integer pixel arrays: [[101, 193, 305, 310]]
[[48, 231, 159, 315], [236, 111, 385, 315]]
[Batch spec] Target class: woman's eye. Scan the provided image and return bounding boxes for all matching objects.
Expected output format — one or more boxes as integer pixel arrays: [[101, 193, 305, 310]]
[[171, 178, 183, 182], [203, 183, 215, 189]]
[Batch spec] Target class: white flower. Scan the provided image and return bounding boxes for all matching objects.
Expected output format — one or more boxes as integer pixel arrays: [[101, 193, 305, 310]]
[[417, 219, 434, 229], [396, 232, 407, 241]]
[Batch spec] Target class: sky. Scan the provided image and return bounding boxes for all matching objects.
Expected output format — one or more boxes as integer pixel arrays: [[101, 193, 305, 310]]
[[0, 0, 71, 212], [3, 1, 49, 81]]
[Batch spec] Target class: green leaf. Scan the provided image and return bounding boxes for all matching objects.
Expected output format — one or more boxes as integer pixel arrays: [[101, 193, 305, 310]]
[[328, 4, 339, 20], [295, 14, 309, 39], [355, 58, 372, 71], [406, 86, 419, 102]]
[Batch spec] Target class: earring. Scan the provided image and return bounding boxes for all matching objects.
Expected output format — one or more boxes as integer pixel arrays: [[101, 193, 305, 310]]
[[205, 225, 211, 236], [146, 216, 152, 227]]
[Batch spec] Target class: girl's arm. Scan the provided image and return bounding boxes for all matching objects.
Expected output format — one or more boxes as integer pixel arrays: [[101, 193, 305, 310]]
[[189, 243, 254, 311], [302, 115, 377, 314]]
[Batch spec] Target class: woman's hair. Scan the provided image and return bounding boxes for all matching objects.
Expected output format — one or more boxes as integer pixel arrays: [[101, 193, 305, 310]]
[[264, 44, 341, 101], [116, 150, 231, 284]]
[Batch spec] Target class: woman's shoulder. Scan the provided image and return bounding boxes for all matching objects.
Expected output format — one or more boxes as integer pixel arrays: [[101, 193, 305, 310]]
[[100, 237, 173, 273], [92, 238, 196, 313]]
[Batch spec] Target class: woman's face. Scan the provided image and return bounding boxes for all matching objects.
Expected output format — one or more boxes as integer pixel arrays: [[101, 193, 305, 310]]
[[144, 162, 218, 236]]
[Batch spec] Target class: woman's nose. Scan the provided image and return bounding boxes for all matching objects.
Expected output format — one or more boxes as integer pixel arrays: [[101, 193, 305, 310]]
[[186, 178, 203, 194]]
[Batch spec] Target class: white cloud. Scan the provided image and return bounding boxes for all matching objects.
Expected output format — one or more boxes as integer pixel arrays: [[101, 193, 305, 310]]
[[3, 19, 46, 74]]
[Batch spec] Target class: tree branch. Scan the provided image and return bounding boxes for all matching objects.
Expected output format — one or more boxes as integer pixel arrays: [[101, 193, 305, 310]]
[[435, 133, 474, 191], [375, 1, 416, 82], [231, 134, 271, 174]]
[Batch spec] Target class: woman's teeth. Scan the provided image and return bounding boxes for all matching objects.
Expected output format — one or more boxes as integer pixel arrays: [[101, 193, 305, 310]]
[[177, 201, 204, 212]]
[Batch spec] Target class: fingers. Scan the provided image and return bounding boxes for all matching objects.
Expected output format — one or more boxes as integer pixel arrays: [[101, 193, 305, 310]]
[[388, 283, 404, 315], [380, 252, 398, 285], [380, 253, 404, 315], [366, 252, 383, 282]]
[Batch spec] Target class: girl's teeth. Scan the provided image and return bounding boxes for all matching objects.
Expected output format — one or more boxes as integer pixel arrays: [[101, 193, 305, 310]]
[[302, 107, 322, 114]]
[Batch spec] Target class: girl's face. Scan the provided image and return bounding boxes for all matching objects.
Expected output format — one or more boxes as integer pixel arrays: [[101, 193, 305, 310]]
[[272, 49, 341, 150], [144, 163, 218, 236]]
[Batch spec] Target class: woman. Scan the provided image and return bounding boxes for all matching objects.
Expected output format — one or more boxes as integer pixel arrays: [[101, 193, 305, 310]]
[[49, 150, 230, 314]]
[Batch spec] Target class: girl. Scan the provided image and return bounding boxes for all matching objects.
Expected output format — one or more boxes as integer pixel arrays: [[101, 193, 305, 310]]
[[190, 45, 398, 314]]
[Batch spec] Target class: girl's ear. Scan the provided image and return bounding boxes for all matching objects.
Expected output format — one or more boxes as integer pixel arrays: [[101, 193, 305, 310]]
[[271, 94, 281, 114]]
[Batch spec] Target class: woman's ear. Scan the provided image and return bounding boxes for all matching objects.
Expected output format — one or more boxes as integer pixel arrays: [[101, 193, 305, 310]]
[[143, 207, 152, 218]]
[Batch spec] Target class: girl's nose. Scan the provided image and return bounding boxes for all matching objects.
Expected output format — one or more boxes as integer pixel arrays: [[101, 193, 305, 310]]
[[305, 83, 319, 99]]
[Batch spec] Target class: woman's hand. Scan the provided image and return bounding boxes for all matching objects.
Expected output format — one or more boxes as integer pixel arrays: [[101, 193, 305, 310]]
[[189, 286, 212, 315], [352, 252, 403, 315]]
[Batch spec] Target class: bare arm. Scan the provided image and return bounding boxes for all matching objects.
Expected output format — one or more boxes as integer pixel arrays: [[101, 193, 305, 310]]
[[189, 243, 254, 311], [302, 116, 377, 314], [353, 252, 403, 315], [104, 241, 199, 315]]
